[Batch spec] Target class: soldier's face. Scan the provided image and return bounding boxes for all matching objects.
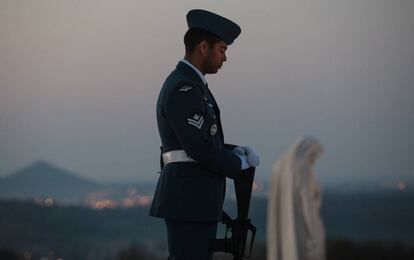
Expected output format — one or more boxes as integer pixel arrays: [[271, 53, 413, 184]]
[[203, 41, 228, 74]]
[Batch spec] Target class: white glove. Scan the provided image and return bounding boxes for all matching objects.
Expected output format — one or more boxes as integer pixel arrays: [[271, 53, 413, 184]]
[[233, 146, 260, 167], [244, 146, 260, 167], [235, 154, 250, 170], [233, 146, 246, 156]]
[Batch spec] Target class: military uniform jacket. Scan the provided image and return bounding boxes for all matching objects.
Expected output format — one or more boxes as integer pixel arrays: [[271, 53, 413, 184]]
[[149, 61, 242, 221]]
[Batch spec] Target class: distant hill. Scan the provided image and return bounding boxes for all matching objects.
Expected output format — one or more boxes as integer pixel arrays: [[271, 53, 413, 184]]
[[0, 160, 100, 202], [0, 160, 158, 207], [1, 160, 412, 208]]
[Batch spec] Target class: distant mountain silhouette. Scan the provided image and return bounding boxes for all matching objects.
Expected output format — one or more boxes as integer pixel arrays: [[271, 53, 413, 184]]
[[0, 160, 100, 202]]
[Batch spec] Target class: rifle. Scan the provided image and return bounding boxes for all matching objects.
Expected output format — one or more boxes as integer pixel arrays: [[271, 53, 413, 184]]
[[211, 167, 257, 259]]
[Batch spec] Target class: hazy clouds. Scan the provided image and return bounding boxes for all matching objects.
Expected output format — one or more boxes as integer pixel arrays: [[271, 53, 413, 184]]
[[1, 0, 413, 184]]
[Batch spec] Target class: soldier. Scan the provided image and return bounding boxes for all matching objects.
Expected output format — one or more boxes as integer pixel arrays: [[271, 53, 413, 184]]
[[149, 9, 260, 260]]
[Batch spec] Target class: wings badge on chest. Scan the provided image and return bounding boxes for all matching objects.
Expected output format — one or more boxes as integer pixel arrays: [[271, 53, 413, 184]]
[[178, 85, 193, 92]]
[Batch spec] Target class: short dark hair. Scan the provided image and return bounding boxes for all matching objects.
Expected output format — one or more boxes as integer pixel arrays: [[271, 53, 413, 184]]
[[184, 28, 222, 54]]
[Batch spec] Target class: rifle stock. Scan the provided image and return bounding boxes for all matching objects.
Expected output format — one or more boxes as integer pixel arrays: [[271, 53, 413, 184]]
[[211, 167, 257, 259]]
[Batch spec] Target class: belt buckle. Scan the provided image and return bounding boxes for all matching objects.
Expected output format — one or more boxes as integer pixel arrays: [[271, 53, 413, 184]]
[[162, 152, 172, 164]]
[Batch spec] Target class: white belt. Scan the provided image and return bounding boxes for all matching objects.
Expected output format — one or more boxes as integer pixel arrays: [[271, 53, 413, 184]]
[[162, 150, 197, 165]]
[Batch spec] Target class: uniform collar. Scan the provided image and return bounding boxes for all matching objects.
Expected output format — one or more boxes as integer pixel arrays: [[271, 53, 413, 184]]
[[179, 59, 208, 86]]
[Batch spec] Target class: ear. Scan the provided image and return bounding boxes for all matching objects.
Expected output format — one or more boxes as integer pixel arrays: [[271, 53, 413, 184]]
[[199, 40, 209, 54]]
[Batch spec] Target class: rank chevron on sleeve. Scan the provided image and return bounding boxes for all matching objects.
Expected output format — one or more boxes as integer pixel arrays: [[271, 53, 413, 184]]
[[187, 114, 204, 129]]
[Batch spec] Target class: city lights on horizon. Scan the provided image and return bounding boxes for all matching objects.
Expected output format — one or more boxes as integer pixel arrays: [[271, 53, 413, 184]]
[[28, 179, 410, 210], [32, 188, 153, 209]]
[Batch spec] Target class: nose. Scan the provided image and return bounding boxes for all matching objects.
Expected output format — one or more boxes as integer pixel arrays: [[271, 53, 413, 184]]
[[223, 53, 227, 62]]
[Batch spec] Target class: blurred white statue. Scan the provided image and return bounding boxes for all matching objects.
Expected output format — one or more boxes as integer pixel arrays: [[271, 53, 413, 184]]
[[267, 136, 326, 260]]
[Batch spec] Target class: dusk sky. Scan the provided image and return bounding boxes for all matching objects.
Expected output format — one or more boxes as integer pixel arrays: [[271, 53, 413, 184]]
[[1, 0, 413, 185]]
